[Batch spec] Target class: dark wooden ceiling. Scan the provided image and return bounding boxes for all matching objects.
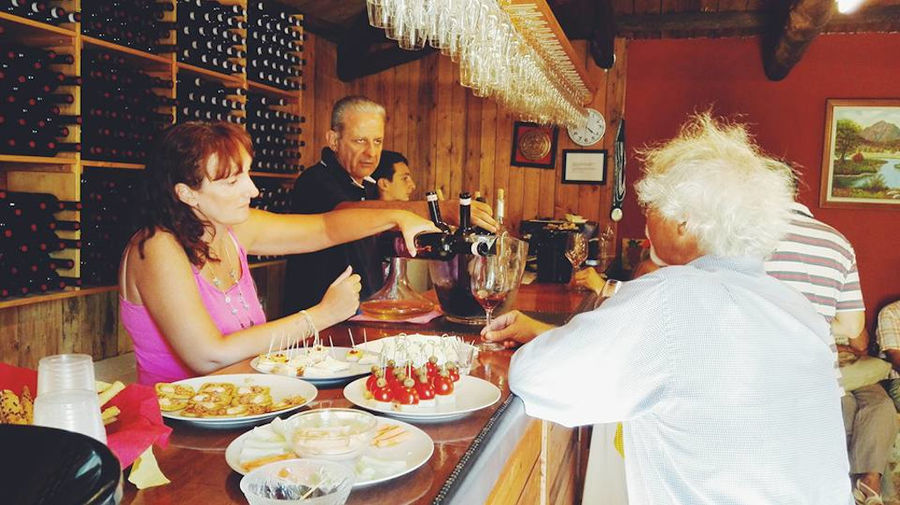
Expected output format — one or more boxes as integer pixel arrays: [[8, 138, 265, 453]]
[[279, 0, 900, 42], [277, 0, 900, 81]]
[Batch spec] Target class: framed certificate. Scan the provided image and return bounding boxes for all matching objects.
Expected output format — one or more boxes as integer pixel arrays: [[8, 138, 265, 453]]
[[561, 149, 607, 184]]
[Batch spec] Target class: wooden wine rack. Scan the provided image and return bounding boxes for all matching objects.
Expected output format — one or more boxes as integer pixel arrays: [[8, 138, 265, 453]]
[[0, 0, 305, 308]]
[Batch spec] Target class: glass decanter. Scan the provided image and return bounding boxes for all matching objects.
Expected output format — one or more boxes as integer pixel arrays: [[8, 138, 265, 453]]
[[359, 257, 435, 320]]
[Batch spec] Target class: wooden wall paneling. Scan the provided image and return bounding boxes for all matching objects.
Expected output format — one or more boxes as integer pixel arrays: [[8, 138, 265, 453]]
[[634, 0, 663, 14], [522, 167, 541, 222], [579, 40, 608, 222], [478, 99, 498, 203], [449, 66, 466, 198], [484, 420, 542, 505], [0, 308, 21, 366], [421, 54, 439, 195], [301, 33, 318, 162], [395, 63, 411, 161], [493, 109, 513, 225], [464, 92, 483, 195], [605, 38, 629, 243], [60, 296, 94, 356], [507, 148, 526, 231], [435, 56, 454, 196], [614, 0, 636, 15], [16, 301, 61, 368]]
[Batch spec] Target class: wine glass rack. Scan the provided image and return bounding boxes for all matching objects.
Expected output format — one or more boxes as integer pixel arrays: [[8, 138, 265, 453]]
[[0, 0, 305, 305]]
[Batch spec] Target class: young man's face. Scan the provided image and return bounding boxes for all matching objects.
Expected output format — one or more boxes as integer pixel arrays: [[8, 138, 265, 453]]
[[378, 162, 416, 201]]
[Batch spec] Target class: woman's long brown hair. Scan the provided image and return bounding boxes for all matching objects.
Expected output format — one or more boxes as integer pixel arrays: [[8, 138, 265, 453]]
[[136, 121, 253, 266]]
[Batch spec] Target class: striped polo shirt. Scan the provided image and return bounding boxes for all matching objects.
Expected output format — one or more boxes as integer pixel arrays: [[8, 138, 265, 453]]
[[765, 203, 864, 322], [764, 202, 864, 394]]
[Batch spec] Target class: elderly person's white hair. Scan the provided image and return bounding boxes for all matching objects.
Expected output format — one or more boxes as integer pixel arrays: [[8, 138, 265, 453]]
[[330, 95, 386, 133], [635, 112, 796, 259]]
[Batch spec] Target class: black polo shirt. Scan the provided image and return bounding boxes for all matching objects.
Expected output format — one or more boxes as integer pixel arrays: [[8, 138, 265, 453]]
[[283, 148, 383, 314]]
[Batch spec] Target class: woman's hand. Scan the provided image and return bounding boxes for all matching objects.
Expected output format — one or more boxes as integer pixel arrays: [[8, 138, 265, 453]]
[[481, 310, 555, 348], [313, 266, 361, 327], [394, 210, 441, 257], [573, 267, 606, 294]]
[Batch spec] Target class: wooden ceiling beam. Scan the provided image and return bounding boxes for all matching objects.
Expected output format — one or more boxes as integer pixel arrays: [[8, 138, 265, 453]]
[[614, 5, 900, 37], [762, 0, 835, 81], [335, 12, 433, 82], [589, 0, 617, 68]]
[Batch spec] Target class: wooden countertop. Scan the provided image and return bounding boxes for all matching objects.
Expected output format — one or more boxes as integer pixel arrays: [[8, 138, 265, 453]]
[[122, 283, 587, 505]]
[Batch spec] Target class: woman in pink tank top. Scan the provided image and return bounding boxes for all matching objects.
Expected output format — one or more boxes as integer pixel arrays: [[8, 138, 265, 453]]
[[119, 122, 435, 385]]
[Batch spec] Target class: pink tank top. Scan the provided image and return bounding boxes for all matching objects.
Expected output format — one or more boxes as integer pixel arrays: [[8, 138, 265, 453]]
[[119, 230, 267, 385]]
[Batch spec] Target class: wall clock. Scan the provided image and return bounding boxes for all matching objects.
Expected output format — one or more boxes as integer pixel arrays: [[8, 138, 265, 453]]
[[567, 108, 606, 147]]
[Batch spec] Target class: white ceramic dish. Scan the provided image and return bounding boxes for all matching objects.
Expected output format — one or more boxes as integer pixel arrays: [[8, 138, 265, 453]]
[[160, 374, 317, 429], [342, 375, 501, 423], [226, 415, 434, 487], [250, 347, 374, 386]]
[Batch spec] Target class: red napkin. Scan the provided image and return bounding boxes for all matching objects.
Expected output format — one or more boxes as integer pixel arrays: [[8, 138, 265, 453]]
[[0, 363, 171, 468]]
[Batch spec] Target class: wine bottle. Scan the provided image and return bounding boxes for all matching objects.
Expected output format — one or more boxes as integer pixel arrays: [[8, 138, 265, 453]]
[[378, 231, 494, 261], [426, 191, 452, 234]]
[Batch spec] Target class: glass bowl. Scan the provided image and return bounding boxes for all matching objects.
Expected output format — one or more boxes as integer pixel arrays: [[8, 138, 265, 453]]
[[289, 408, 377, 460], [240, 458, 354, 505]]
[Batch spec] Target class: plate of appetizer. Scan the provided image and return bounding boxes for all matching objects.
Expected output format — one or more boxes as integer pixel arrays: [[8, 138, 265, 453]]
[[225, 409, 434, 487], [156, 374, 317, 429], [251, 331, 379, 386], [343, 372, 501, 423]]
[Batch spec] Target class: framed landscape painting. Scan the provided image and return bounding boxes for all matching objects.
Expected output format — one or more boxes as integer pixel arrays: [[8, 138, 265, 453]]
[[820, 99, 900, 210]]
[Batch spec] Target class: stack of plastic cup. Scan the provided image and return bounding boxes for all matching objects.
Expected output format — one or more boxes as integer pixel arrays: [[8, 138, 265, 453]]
[[34, 354, 107, 444]]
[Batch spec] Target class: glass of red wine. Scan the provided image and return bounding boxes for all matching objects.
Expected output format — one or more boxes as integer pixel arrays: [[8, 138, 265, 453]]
[[471, 254, 511, 351]]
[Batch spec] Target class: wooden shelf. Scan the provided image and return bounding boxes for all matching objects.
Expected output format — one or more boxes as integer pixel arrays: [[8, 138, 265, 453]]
[[0, 154, 78, 165], [82, 35, 174, 67], [177, 62, 244, 85], [0, 11, 77, 39], [81, 160, 146, 170], [248, 80, 302, 99], [249, 171, 299, 179], [0, 285, 118, 310]]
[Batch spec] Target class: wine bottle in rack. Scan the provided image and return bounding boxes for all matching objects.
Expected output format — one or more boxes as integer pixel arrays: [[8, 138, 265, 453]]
[[81, 49, 173, 163], [176, 75, 245, 125], [177, 0, 247, 75], [80, 169, 141, 286], [1, 41, 80, 157], [247, 0, 304, 90], [81, 0, 174, 53], [3, 0, 82, 26]]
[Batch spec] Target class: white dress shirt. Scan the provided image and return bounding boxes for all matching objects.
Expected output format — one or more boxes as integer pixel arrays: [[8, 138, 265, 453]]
[[510, 256, 852, 505]]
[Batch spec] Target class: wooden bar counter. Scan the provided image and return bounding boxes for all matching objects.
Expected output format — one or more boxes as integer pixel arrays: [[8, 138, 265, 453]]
[[122, 283, 589, 505]]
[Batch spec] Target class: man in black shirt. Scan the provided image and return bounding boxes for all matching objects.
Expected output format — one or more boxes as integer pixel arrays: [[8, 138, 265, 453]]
[[284, 96, 498, 314]]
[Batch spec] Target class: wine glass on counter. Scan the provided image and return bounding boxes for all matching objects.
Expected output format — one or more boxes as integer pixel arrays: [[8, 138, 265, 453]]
[[565, 232, 588, 289], [470, 254, 512, 352]]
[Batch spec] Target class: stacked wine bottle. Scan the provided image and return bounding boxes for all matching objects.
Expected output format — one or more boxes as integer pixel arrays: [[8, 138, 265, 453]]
[[3, 0, 81, 26], [247, 0, 303, 90], [0, 190, 82, 298], [81, 49, 174, 163], [246, 92, 303, 173], [177, 75, 245, 124], [248, 181, 290, 263], [1, 42, 81, 156], [80, 170, 140, 286], [177, 0, 246, 76], [81, 0, 174, 53]]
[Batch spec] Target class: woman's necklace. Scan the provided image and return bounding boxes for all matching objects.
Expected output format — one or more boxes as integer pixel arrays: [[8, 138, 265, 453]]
[[208, 237, 254, 329]]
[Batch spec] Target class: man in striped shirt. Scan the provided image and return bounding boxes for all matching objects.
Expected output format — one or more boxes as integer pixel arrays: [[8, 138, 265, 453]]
[[765, 202, 896, 504]]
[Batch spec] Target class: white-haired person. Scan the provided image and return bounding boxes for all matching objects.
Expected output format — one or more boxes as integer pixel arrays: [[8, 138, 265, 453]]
[[482, 113, 853, 504]]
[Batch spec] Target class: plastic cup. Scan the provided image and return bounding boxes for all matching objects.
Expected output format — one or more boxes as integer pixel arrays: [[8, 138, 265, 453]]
[[239, 459, 354, 505], [33, 390, 107, 444], [37, 354, 96, 395]]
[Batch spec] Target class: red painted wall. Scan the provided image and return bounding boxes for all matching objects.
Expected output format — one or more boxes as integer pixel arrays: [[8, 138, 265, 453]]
[[621, 34, 900, 330]]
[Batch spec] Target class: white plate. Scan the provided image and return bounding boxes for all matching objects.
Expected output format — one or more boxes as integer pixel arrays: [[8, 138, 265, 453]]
[[225, 416, 434, 487], [342, 376, 501, 423], [160, 374, 317, 429], [250, 347, 374, 386]]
